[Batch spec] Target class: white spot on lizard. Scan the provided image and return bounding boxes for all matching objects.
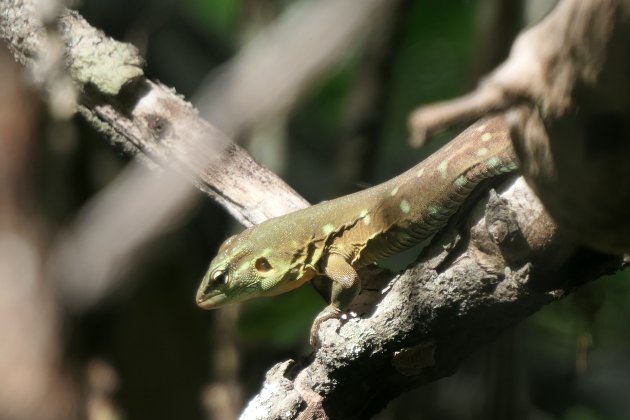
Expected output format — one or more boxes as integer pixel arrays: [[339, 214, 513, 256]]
[[428, 206, 441, 216], [487, 157, 501, 168], [454, 175, 467, 187], [438, 160, 449, 179], [475, 123, 487, 132], [400, 199, 411, 214]]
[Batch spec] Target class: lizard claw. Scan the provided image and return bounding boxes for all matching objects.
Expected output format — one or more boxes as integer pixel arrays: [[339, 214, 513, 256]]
[[309, 306, 342, 348]]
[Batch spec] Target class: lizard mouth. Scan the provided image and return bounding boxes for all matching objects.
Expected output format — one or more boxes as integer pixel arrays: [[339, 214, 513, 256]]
[[195, 288, 228, 309]]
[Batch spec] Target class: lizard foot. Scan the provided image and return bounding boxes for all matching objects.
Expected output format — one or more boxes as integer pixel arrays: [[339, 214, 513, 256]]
[[309, 306, 341, 348]]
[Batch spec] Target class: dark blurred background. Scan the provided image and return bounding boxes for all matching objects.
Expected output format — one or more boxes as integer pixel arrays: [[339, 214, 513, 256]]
[[5, 0, 630, 419]]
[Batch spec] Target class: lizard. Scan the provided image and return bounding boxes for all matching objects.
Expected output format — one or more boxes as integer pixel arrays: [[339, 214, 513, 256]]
[[196, 117, 518, 346]]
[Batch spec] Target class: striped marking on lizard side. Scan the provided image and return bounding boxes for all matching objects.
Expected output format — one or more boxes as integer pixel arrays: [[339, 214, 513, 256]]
[[476, 147, 489, 156], [454, 175, 467, 187], [487, 157, 501, 168]]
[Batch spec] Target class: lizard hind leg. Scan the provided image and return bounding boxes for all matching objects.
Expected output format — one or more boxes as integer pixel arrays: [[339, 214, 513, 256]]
[[309, 253, 361, 347]]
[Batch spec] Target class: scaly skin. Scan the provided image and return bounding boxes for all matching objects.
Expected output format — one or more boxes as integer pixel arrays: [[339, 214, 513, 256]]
[[196, 117, 518, 345]]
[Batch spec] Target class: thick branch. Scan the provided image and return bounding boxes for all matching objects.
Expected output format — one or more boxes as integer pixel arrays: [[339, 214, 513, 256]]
[[240, 119, 626, 419]]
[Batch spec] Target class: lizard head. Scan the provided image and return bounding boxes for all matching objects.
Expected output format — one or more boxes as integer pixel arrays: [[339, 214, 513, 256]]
[[195, 221, 316, 309]]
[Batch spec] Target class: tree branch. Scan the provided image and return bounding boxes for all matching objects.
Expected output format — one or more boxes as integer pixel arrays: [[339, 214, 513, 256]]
[[240, 118, 626, 419]]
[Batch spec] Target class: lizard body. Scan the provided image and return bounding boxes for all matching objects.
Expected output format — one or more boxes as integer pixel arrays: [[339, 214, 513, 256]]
[[196, 118, 518, 344]]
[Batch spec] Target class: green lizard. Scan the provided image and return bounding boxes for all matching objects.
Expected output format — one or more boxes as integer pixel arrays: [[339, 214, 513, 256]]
[[196, 117, 518, 345]]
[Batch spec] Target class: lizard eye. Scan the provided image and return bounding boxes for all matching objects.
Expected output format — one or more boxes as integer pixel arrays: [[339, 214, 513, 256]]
[[210, 269, 228, 286], [255, 257, 273, 273]]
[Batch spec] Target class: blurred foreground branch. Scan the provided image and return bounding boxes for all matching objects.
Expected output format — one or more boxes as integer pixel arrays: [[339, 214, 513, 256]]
[[0, 43, 76, 420]]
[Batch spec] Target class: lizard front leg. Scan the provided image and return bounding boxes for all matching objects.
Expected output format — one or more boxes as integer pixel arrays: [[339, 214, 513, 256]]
[[310, 253, 361, 347]]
